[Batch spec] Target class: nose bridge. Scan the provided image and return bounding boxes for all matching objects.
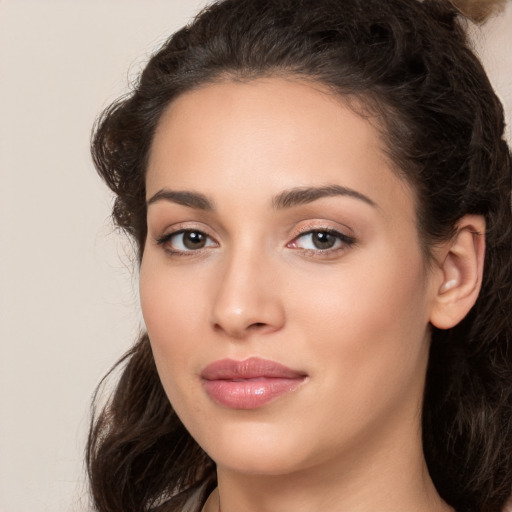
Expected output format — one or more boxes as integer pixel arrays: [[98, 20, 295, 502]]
[[211, 239, 284, 337]]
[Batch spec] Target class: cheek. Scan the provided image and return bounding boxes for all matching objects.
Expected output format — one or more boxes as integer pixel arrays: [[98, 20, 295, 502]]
[[140, 249, 210, 338], [139, 255, 205, 392], [293, 245, 431, 408]]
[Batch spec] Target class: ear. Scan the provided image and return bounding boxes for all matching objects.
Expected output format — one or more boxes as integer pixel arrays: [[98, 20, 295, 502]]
[[429, 215, 486, 330]]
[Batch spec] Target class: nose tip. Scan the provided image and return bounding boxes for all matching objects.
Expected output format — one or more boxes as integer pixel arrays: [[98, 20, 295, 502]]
[[210, 262, 285, 339]]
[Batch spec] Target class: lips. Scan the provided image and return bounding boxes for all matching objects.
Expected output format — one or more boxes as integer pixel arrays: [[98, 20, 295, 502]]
[[200, 357, 307, 409]]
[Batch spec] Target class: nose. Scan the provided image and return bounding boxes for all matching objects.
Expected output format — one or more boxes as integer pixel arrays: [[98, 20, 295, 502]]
[[210, 248, 285, 339]]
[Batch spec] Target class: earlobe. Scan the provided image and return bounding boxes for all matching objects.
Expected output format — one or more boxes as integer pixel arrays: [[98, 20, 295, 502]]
[[429, 215, 486, 330]]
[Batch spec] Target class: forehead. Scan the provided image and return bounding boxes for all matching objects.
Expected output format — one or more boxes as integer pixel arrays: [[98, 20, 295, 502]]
[[146, 77, 413, 221]]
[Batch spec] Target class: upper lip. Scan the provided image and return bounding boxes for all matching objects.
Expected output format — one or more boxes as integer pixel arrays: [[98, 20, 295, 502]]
[[200, 357, 307, 380]]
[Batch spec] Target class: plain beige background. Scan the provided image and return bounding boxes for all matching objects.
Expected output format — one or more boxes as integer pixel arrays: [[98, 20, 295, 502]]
[[0, 2, 510, 511]]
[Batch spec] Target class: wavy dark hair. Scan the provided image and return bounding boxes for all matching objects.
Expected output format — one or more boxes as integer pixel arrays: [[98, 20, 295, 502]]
[[87, 1, 512, 511]]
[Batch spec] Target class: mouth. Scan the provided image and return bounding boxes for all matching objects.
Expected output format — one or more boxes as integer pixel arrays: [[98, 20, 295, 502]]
[[200, 357, 308, 409]]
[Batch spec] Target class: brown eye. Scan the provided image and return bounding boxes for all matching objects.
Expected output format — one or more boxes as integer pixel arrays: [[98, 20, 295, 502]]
[[157, 229, 217, 252], [182, 231, 207, 249], [311, 231, 337, 250], [288, 229, 356, 253]]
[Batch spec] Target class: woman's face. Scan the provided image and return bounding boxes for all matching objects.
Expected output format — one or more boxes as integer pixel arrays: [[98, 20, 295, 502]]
[[140, 78, 439, 476]]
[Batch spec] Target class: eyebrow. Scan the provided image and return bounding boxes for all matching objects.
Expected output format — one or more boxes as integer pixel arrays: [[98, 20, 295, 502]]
[[146, 189, 214, 210], [146, 184, 376, 211], [272, 185, 377, 209]]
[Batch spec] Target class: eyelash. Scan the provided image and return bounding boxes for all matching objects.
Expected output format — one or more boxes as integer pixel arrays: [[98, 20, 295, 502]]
[[155, 229, 218, 256], [155, 227, 356, 257], [287, 228, 356, 256]]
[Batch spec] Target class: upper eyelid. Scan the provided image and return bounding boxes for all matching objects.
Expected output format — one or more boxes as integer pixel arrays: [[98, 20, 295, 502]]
[[156, 227, 216, 242], [293, 226, 349, 236], [154, 221, 217, 238], [290, 221, 355, 239], [289, 228, 356, 244]]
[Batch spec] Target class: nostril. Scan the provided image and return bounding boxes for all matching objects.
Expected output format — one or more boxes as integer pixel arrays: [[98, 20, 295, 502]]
[[249, 322, 267, 329]]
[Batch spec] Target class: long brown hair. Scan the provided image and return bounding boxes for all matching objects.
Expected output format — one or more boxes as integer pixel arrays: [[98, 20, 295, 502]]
[[87, 1, 512, 511]]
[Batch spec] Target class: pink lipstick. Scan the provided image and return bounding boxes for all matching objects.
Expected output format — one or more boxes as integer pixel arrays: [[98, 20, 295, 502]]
[[200, 357, 307, 409]]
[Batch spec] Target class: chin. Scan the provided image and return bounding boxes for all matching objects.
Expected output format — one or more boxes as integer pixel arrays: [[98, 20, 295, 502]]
[[213, 449, 307, 476], [194, 420, 322, 477]]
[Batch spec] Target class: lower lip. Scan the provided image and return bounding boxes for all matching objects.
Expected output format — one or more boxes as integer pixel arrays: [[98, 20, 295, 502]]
[[202, 377, 305, 409]]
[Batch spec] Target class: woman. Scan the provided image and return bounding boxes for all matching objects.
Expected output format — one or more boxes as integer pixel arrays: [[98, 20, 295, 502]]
[[87, 0, 512, 511]]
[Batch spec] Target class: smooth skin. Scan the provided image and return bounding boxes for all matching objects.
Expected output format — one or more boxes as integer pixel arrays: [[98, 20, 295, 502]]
[[140, 78, 484, 512]]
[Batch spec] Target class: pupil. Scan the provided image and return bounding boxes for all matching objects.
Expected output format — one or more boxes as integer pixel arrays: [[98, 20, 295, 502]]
[[313, 231, 335, 249], [184, 231, 206, 249]]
